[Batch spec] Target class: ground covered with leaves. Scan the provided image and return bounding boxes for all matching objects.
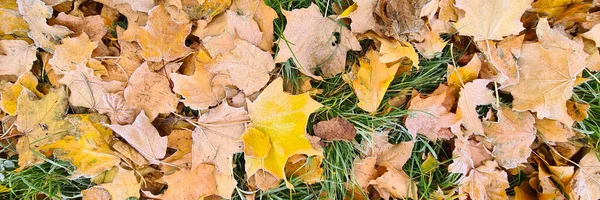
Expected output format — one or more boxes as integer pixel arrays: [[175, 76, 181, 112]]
[[1, 0, 600, 199]]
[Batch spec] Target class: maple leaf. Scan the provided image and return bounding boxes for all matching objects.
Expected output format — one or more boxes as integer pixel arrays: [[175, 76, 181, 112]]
[[457, 79, 495, 135], [448, 138, 493, 175], [48, 33, 97, 74], [352, 156, 378, 191], [100, 166, 140, 200], [82, 187, 111, 200], [171, 55, 225, 110], [476, 35, 524, 88], [405, 85, 460, 141], [49, 13, 109, 54], [96, 92, 137, 125], [242, 77, 323, 184], [530, 0, 577, 17], [453, 0, 532, 41], [15, 87, 73, 169], [349, 49, 400, 113], [59, 65, 126, 110], [230, 0, 278, 51], [0, 72, 40, 115], [205, 39, 275, 94], [484, 107, 536, 169], [458, 161, 509, 200], [0, 0, 28, 36], [507, 25, 587, 125], [447, 55, 482, 89], [274, 3, 361, 79], [415, 28, 448, 59], [583, 24, 600, 47], [136, 5, 191, 62], [374, 0, 429, 37], [161, 163, 217, 199], [192, 103, 249, 198], [0, 40, 36, 77], [124, 62, 179, 120], [570, 151, 600, 200], [370, 167, 418, 200], [16, 0, 72, 53], [347, 0, 379, 34], [369, 133, 414, 171], [535, 118, 575, 144], [107, 111, 168, 164], [40, 114, 120, 177]]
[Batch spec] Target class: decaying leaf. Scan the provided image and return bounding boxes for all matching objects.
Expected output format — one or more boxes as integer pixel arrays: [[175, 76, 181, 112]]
[[107, 111, 168, 164], [274, 4, 360, 79], [448, 138, 493, 175], [484, 107, 536, 169], [458, 161, 509, 200], [161, 163, 217, 199], [476, 35, 524, 88], [16, 0, 72, 52], [242, 78, 323, 185], [456, 79, 495, 135], [570, 151, 600, 200], [100, 166, 140, 200], [454, 0, 532, 40], [312, 118, 356, 142], [405, 85, 459, 141], [0, 40, 36, 77]]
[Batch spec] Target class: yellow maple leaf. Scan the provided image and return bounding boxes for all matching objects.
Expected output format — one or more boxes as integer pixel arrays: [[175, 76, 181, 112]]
[[136, 5, 191, 62], [350, 49, 400, 113], [48, 33, 97, 75], [447, 55, 481, 89], [40, 114, 120, 177], [453, 0, 532, 41], [242, 77, 323, 185], [0, 0, 28, 36], [0, 72, 40, 115]]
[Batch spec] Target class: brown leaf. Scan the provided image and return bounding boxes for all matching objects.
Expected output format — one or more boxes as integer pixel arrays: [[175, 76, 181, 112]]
[[370, 133, 414, 171], [570, 151, 600, 200], [124, 62, 179, 120], [352, 156, 378, 190], [312, 118, 356, 142], [171, 55, 225, 110], [369, 167, 418, 200], [136, 5, 191, 62], [484, 107, 536, 169], [567, 100, 590, 122], [448, 138, 493, 175], [476, 35, 524, 88], [456, 79, 495, 135], [96, 92, 137, 125], [161, 163, 217, 199], [107, 111, 168, 164], [274, 4, 360, 79], [374, 0, 429, 36], [458, 161, 509, 200], [230, 0, 278, 51], [535, 118, 575, 144], [405, 85, 459, 141]]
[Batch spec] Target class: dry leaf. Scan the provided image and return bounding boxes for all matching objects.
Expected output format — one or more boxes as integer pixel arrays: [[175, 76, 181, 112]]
[[567, 100, 590, 122], [454, 0, 532, 40], [0, 72, 40, 115], [570, 151, 600, 200], [312, 118, 356, 142], [242, 78, 323, 184], [205, 39, 275, 94], [100, 166, 140, 200], [484, 107, 536, 169], [448, 138, 493, 175], [405, 85, 459, 141], [447, 55, 481, 89], [458, 161, 509, 200], [374, 0, 429, 37], [107, 111, 168, 164], [370, 133, 414, 171], [456, 79, 494, 135], [352, 156, 378, 190], [160, 163, 217, 199], [17, 0, 72, 52], [0, 40, 36, 77], [192, 103, 248, 198], [48, 33, 97, 74], [124, 62, 178, 120], [415, 28, 448, 59], [583, 24, 600, 47], [171, 55, 225, 110], [369, 167, 418, 200], [40, 114, 120, 177], [136, 5, 191, 62], [535, 118, 575, 143], [96, 92, 137, 125], [476, 35, 524, 88], [350, 50, 400, 113], [230, 0, 278, 51], [0, 0, 29, 36], [284, 154, 324, 184], [347, 0, 379, 34], [82, 187, 111, 200], [274, 4, 360, 79], [58, 65, 126, 110]]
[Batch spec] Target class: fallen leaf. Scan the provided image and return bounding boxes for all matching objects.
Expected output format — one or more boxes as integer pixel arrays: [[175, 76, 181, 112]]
[[124, 62, 179, 120], [48, 33, 97, 75], [458, 161, 509, 200], [96, 92, 137, 125], [476, 35, 524, 88], [531, 0, 579, 17], [456, 79, 494, 135], [566, 100, 589, 122], [242, 78, 323, 185], [15, 87, 72, 169], [0, 1, 29, 36], [352, 156, 378, 190], [82, 187, 111, 200], [347, 0, 379, 34], [136, 5, 191, 62], [248, 169, 280, 190], [453, 0, 532, 40], [58, 65, 126, 110], [484, 107, 536, 169], [192, 103, 248, 198], [0, 40, 36, 77], [16, 0, 72, 52], [583, 24, 600, 47], [284, 154, 323, 184], [535, 118, 575, 143], [164, 129, 192, 162], [274, 4, 360, 79], [369, 166, 418, 200], [230, 0, 278, 51], [350, 49, 400, 113], [205, 39, 275, 94], [415, 28, 448, 59], [447, 55, 481, 89], [312, 118, 356, 142], [111, 140, 149, 167], [0, 72, 40, 115], [160, 163, 217, 199], [405, 85, 459, 141], [100, 166, 140, 200], [570, 151, 600, 200], [40, 114, 120, 177], [171, 56, 225, 110], [374, 0, 429, 36], [448, 138, 493, 175], [107, 111, 168, 164]]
